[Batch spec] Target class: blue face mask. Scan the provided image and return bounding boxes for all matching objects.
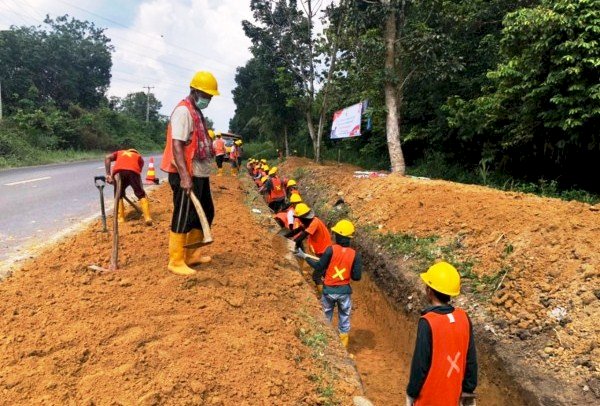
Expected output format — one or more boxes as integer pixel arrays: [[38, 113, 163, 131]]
[[195, 95, 211, 110]]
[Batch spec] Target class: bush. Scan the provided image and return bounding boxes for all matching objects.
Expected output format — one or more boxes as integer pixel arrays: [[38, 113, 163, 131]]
[[243, 141, 279, 160]]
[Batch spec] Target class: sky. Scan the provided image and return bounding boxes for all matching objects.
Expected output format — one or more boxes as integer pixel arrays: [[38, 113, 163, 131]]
[[0, 0, 338, 132], [0, 0, 255, 131]]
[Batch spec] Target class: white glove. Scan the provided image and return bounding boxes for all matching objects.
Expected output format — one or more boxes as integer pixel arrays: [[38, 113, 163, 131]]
[[295, 248, 307, 259], [406, 396, 414, 406]]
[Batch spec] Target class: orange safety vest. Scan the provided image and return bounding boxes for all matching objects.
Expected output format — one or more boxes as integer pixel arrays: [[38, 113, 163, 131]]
[[414, 309, 470, 406], [274, 212, 288, 228], [214, 138, 226, 155], [161, 98, 210, 174], [305, 217, 332, 256], [112, 149, 143, 175], [323, 245, 356, 287], [267, 176, 286, 203]]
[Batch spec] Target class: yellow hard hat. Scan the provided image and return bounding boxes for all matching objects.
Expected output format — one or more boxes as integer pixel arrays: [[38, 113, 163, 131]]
[[331, 219, 355, 238], [262, 165, 270, 171], [294, 203, 313, 218], [235, 140, 242, 146], [286, 179, 297, 187], [260, 175, 269, 183], [420, 262, 461, 297], [260, 159, 267, 163], [190, 71, 220, 96], [268, 166, 278, 175], [208, 129, 215, 139], [289, 193, 303, 204]]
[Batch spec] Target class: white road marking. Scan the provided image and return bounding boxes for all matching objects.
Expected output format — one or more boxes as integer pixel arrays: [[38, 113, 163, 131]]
[[4, 176, 51, 186]]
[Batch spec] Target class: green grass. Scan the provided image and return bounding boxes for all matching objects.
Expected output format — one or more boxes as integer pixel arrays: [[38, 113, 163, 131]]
[[0, 148, 106, 169], [296, 308, 340, 406]]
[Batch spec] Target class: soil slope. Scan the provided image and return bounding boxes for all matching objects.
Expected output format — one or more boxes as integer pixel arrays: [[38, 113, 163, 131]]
[[0, 175, 359, 405], [281, 157, 600, 400]]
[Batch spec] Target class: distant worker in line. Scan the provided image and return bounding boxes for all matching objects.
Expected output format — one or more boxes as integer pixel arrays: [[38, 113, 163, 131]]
[[161, 70, 219, 276], [229, 139, 242, 175], [296, 220, 362, 348], [292, 203, 332, 257], [406, 262, 478, 406], [262, 166, 286, 212], [104, 148, 152, 225], [212, 131, 226, 176], [235, 139, 243, 169]]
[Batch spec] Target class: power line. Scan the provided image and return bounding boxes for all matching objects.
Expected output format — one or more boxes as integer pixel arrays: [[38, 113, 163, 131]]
[[53, 0, 239, 71]]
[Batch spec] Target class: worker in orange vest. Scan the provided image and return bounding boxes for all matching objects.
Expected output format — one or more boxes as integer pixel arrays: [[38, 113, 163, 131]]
[[292, 203, 332, 257], [262, 166, 286, 212], [274, 193, 303, 234], [104, 148, 152, 225], [160, 70, 218, 276], [229, 140, 242, 175], [406, 262, 478, 406], [212, 132, 226, 176], [296, 219, 362, 348], [285, 179, 301, 200]]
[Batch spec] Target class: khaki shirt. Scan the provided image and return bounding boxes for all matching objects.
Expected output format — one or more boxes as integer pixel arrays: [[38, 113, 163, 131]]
[[170, 105, 212, 177]]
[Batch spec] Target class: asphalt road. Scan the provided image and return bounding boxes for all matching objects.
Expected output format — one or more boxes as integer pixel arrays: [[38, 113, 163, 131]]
[[0, 155, 163, 268]]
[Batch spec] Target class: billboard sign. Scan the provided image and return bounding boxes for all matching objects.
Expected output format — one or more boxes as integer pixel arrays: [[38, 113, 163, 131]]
[[330, 102, 364, 139]]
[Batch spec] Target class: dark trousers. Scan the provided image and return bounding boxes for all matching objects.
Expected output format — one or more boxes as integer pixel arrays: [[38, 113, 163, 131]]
[[168, 173, 214, 234], [113, 170, 146, 199], [268, 199, 285, 213], [215, 155, 224, 168]]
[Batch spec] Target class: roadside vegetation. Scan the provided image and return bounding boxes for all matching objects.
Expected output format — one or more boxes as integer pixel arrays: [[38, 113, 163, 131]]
[[232, 0, 599, 199], [0, 15, 166, 169]]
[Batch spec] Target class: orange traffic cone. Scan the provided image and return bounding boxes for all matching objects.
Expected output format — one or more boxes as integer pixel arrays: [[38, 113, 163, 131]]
[[144, 157, 156, 185]]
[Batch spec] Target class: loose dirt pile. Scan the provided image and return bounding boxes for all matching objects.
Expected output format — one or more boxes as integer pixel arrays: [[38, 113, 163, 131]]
[[0, 175, 361, 405], [281, 157, 600, 401]]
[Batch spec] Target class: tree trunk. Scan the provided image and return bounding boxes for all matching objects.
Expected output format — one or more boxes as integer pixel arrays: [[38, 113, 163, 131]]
[[284, 125, 290, 157], [383, 0, 406, 175]]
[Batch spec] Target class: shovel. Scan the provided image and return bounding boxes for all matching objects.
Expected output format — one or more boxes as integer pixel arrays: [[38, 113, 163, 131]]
[[94, 176, 108, 232], [170, 160, 214, 248], [88, 173, 122, 272]]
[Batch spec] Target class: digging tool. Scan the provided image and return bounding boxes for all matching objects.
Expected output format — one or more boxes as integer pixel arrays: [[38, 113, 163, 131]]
[[87, 173, 121, 272], [170, 160, 213, 248], [123, 195, 142, 214], [109, 173, 122, 271], [94, 176, 108, 232]]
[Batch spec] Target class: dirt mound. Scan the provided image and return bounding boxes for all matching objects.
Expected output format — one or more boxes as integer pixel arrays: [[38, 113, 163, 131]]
[[0, 176, 361, 405], [281, 157, 600, 401]]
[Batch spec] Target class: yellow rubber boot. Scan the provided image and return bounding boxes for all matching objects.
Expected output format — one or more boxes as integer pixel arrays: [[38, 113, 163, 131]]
[[185, 228, 212, 266], [168, 232, 196, 276], [339, 333, 349, 349], [139, 197, 153, 225], [117, 199, 126, 223]]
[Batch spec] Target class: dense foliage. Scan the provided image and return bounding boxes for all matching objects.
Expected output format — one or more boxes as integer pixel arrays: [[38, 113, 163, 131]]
[[232, 0, 599, 193], [0, 16, 166, 168]]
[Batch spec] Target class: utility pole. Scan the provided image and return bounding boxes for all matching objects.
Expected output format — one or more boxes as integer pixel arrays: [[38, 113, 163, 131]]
[[0, 81, 3, 122], [143, 85, 154, 123]]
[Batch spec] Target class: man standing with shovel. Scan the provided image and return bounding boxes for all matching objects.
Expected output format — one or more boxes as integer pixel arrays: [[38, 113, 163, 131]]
[[161, 70, 219, 276]]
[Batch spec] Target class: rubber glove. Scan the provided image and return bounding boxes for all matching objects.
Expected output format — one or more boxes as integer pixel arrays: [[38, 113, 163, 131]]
[[295, 248, 307, 259]]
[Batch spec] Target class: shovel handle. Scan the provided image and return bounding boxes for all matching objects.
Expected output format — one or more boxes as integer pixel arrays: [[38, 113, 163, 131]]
[[170, 160, 213, 244]]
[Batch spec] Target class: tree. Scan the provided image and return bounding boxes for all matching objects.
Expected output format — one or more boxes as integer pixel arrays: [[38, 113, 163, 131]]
[[0, 15, 113, 112], [448, 0, 600, 189], [117, 91, 162, 122]]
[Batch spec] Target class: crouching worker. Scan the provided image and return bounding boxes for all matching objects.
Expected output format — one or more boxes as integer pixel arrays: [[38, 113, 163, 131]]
[[105, 148, 152, 225], [406, 262, 478, 406], [296, 220, 361, 349]]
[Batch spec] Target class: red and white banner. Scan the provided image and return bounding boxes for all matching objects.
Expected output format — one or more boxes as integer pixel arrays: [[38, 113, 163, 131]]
[[330, 102, 363, 139]]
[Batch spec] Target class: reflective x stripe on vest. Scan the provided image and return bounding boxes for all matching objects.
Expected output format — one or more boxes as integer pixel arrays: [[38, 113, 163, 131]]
[[414, 309, 470, 406], [324, 245, 356, 287], [268, 176, 286, 203], [112, 149, 142, 175]]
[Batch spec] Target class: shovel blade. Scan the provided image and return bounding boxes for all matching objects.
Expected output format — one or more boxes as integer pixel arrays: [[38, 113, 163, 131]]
[[184, 240, 214, 249]]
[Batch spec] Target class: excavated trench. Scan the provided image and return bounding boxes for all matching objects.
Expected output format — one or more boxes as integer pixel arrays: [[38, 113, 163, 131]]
[[289, 189, 538, 405]]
